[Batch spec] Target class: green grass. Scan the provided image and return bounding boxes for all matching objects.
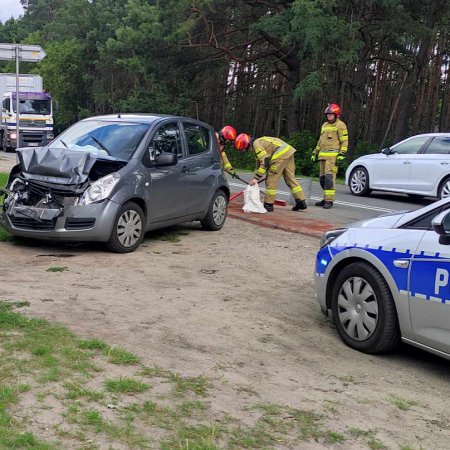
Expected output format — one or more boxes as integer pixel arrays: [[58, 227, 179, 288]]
[[104, 377, 150, 394], [45, 266, 69, 273], [368, 437, 387, 449], [0, 301, 361, 449], [388, 394, 420, 411]]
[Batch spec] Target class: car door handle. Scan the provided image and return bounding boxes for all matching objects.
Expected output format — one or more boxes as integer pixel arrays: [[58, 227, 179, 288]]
[[181, 166, 190, 173], [441, 162, 449, 165], [403, 161, 411, 165]]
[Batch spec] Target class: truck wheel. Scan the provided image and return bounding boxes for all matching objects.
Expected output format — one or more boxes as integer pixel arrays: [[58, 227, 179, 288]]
[[105, 202, 145, 253], [201, 190, 228, 231], [331, 262, 400, 354]]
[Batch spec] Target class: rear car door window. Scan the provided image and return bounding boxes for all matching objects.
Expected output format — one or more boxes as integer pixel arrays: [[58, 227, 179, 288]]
[[183, 123, 210, 155], [148, 122, 183, 161], [423, 136, 450, 155], [391, 136, 429, 154]]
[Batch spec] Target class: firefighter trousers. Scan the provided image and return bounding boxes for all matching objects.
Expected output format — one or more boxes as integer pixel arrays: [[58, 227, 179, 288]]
[[264, 155, 305, 204], [318, 156, 337, 202]]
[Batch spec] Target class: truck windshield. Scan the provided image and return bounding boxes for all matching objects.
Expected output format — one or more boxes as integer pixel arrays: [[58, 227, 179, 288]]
[[13, 99, 51, 115], [48, 120, 150, 161]]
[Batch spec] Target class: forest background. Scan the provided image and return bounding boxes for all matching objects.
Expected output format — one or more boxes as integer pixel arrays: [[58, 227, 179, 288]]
[[1, 0, 449, 176]]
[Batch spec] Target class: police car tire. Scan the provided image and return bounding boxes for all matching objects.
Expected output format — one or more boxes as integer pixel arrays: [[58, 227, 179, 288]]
[[331, 262, 400, 354], [349, 167, 371, 196]]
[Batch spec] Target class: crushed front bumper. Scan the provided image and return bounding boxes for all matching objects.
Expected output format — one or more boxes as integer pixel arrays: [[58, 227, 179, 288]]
[[0, 199, 120, 242]]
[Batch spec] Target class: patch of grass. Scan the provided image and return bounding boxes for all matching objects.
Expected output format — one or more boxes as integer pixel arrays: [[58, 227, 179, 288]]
[[400, 445, 424, 450], [368, 437, 387, 449], [77, 338, 109, 351], [0, 227, 12, 242], [388, 394, 420, 411], [64, 382, 104, 402], [170, 374, 211, 397], [236, 385, 260, 397], [325, 430, 345, 443], [104, 377, 149, 394], [161, 424, 220, 450], [46, 266, 69, 273], [151, 228, 189, 243], [348, 427, 374, 438], [105, 346, 140, 365]]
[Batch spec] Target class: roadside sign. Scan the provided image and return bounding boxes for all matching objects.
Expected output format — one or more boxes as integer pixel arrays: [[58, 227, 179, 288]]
[[0, 43, 46, 62]]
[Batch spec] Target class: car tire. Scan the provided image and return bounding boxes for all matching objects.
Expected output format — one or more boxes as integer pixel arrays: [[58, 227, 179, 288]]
[[438, 177, 450, 200], [330, 261, 400, 354], [349, 167, 371, 196], [105, 201, 145, 253], [201, 189, 228, 231]]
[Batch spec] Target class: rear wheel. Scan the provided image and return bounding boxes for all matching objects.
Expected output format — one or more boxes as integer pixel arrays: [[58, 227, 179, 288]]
[[349, 167, 371, 196], [438, 177, 450, 200], [201, 190, 228, 231], [105, 202, 145, 253], [331, 262, 400, 354]]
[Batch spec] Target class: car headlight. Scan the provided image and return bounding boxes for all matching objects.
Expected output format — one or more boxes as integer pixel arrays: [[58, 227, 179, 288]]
[[319, 229, 347, 249], [79, 173, 120, 206], [47, 132, 54, 140], [10, 132, 17, 140]]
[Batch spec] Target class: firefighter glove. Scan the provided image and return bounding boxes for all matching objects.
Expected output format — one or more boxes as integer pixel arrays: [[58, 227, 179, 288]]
[[337, 153, 346, 161], [311, 154, 317, 162], [230, 170, 237, 178]]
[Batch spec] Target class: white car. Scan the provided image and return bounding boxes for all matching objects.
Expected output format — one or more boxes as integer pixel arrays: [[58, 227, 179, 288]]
[[346, 133, 450, 199]]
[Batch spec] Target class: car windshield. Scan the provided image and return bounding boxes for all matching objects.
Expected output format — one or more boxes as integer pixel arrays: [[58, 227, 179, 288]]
[[13, 99, 51, 115], [49, 120, 150, 161]]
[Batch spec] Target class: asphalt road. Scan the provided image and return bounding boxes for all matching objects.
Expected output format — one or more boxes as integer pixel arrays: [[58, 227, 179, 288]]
[[228, 172, 436, 225]]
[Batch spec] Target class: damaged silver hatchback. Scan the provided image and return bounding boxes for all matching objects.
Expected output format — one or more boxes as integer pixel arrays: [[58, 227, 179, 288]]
[[0, 114, 230, 252]]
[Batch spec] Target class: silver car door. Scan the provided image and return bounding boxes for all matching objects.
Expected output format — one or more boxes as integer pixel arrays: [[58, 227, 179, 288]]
[[409, 227, 450, 354]]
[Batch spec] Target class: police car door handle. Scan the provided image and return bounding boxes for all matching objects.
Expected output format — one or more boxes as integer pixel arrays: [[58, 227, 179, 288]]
[[441, 162, 449, 165], [403, 161, 411, 165], [394, 259, 409, 269]]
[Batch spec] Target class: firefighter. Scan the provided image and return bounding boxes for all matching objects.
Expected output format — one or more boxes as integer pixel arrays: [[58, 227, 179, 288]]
[[312, 103, 348, 209], [216, 125, 238, 178], [234, 133, 307, 212]]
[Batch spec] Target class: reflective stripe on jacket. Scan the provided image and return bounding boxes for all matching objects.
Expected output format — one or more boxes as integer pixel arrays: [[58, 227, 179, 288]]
[[253, 137, 296, 180]]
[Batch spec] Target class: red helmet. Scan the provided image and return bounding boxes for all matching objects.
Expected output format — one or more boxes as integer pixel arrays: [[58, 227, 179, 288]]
[[219, 125, 237, 142], [235, 133, 251, 151], [324, 103, 341, 117]]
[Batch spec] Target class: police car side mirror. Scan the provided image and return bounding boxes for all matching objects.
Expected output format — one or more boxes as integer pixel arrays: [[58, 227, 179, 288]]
[[432, 210, 450, 245], [381, 147, 391, 155]]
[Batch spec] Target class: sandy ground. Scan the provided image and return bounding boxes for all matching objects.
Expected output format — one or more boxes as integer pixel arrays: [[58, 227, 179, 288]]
[[0, 218, 449, 449]]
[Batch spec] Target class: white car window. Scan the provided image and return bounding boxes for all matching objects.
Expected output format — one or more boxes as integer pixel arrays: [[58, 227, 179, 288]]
[[391, 136, 429, 154], [423, 136, 450, 155]]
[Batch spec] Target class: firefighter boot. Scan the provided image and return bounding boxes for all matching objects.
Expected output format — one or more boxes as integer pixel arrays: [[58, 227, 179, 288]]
[[264, 203, 274, 212], [323, 201, 333, 209], [315, 199, 325, 207], [292, 199, 307, 211]]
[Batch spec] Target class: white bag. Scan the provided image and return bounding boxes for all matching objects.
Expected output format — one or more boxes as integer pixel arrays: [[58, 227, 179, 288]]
[[242, 184, 267, 213]]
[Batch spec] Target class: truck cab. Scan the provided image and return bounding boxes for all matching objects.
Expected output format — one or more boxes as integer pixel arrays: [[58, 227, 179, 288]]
[[0, 74, 54, 151]]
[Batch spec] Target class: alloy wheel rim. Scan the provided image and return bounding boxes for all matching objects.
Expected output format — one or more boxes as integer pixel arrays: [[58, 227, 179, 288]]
[[117, 210, 142, 248], [350, 170, 366, 194], [337, 276, 379, 341], [441, 181, 450, 198], [212, 195, 227, 225]]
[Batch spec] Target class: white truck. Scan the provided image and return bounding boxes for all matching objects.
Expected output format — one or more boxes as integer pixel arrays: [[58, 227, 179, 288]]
[[0, 73, 54, 151]]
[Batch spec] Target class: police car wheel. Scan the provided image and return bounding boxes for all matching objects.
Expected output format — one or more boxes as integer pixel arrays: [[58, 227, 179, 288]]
[[438, 177, 450, 200], [331, 262, 400, 354], [349, 167, 371, 196]]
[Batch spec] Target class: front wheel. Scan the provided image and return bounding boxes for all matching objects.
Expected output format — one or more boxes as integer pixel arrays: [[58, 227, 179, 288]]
[[201, 190, 228, 231], [349, 167, 371, 196], [105, 202, 145, 253], [331, 262, 400, 354]]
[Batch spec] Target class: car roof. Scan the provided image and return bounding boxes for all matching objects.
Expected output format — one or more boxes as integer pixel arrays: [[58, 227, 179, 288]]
[[81, 114, 212, 128], [399, 133, 450, 140]]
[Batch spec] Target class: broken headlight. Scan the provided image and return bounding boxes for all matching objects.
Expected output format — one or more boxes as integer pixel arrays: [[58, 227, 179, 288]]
[[79, 173, 120, 206]]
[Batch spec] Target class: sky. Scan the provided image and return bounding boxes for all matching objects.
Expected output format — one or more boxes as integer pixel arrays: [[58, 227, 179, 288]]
[[1, 0, 24, 23]]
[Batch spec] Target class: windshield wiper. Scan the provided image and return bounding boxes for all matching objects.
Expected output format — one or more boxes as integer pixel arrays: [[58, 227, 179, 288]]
[[59, 140, 68, 148], [90, 136, 110, 155]]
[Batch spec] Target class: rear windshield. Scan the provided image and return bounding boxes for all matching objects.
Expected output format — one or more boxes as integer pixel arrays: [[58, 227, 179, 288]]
[[49, 120, 150, 161]]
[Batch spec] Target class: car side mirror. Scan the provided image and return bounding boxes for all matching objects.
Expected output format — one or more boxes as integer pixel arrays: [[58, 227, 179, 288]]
[[154, 152, 177, 167], [432, 210, 450, 245], [381, 147, 391, 155]]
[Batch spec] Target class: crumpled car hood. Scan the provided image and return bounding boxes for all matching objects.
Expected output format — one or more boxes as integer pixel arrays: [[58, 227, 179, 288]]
[[16, 147, 126, 185]]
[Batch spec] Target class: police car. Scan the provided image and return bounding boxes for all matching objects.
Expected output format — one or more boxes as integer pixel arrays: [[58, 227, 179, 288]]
[[315, 197, 450, 359]]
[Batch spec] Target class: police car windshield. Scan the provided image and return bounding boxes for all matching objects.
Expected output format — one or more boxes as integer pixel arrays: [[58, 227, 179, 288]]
[[49, 120, 150, 161]]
